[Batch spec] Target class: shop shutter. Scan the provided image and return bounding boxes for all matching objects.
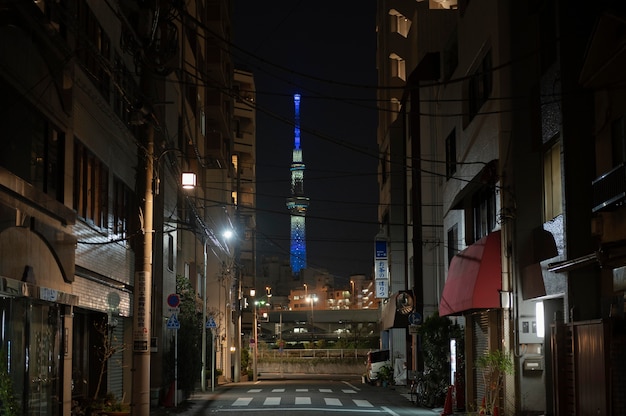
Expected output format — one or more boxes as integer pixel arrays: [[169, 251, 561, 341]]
[[472, 312, 490, 405]]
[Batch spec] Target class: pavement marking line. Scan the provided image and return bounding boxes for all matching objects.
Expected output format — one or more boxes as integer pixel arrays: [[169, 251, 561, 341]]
[[248, 389, 262, 393], [294, 396, 312, 405], [342, 381, 361, 391], [380, 406, 401, 416], [324, 398, 343, 406], [319, 388, 333, 393], [353, 399, 374, 407], [271, 388, 285, 392], [215, 407, 385, 413], [232, 397, 253, 406], [263, 397, 281, 405], [342, 389, 357, 394], [295, 388, 308, 392]]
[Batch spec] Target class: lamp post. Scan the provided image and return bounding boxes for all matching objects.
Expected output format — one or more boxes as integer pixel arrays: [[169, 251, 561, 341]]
[[250, 289, 258, 381]]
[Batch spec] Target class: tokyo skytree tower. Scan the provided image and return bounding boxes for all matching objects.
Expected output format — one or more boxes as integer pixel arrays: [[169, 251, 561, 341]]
[[286, 94, 309, 277]]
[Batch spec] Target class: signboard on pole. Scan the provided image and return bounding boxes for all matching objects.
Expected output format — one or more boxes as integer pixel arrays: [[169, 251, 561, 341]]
[[374, 239, 389, 299], [133, 271, 150, 351]]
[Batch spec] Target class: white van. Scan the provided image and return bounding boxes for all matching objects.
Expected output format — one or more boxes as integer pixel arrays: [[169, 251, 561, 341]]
[[365, 349, 390, 383]]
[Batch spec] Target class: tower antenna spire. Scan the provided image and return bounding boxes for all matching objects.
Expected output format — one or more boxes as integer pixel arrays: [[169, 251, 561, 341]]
[[286, 93, 309, 277]]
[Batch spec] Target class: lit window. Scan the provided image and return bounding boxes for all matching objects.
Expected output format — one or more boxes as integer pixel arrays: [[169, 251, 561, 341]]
[[389, 53, 406, 81], [389, 9, 411, 38]]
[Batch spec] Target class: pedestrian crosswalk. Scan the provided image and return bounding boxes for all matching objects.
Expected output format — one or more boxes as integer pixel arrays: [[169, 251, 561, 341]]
[[228, 388, 374, 408]]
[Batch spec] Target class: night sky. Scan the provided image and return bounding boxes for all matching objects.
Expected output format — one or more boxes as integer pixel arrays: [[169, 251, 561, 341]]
[[232, 1, 380, 281]]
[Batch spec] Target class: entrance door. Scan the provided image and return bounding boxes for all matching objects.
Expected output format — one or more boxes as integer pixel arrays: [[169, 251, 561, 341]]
[[27, 302, 61, 416]]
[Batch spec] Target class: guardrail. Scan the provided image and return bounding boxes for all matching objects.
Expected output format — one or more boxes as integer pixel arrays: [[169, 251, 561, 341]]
[[257, 348, 370, 360]]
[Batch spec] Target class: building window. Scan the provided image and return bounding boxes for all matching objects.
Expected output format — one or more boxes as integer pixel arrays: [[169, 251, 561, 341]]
[[167, 234, 174, 271], [32, 122, 65, 202], [73, 139, 109, 228], [611, 116, 626, 167], [113, 176, 133, 238], [0, 81, 65, 202], [389, 53, 406, 81], [389, 9, 411, 38], [75, 1, 111, 100], [543, 141, 562, 221], [447, 224, 458, 265], [445, 129, 457, 179], [468, 50, 492, 121], [473, 187, 496, 241]]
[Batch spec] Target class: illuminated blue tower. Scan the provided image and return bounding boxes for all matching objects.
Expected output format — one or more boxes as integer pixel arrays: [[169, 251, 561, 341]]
[[286, 94, 309, 277]]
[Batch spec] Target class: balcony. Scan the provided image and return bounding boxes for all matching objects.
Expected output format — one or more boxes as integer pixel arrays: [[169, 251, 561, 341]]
[[592, 163, 626, 213]]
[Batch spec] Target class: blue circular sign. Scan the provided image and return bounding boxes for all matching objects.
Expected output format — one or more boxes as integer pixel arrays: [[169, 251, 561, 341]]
[[409, 312, 422, 325], [167, 293, 180, 308]]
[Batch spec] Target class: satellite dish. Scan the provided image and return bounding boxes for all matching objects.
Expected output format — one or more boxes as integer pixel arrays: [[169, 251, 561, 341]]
[[396, 291, 414, 315]]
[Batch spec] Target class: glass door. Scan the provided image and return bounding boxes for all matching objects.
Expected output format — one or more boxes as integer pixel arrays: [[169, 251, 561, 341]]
[[27, 302, 61, 416]]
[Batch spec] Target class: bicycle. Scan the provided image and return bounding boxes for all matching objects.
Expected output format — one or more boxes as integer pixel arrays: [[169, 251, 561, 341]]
[[408, 371, 422, 405], [409, 370, 447, 408]]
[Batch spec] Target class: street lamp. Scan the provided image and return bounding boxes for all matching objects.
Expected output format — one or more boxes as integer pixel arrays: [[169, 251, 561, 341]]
[[250, 288, 258, 382]]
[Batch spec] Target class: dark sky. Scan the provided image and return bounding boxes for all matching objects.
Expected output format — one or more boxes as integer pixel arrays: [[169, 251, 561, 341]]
[[232, 1, 379, 281]]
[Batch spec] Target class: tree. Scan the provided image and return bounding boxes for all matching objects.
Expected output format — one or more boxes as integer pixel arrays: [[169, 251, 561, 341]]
[[476, 349, 513, 415], [164, 275, 202, 397], [417, 312, 464, 408]]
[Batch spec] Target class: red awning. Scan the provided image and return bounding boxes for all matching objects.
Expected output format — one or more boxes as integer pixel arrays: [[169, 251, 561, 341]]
[[439, 231, 502, 317]]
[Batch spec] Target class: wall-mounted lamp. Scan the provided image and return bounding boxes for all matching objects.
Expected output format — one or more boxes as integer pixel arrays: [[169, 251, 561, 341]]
[[181, 172, 197, 189]]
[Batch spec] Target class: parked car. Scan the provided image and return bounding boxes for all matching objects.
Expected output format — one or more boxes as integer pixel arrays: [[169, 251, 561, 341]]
[[365, 349, 391, 383]]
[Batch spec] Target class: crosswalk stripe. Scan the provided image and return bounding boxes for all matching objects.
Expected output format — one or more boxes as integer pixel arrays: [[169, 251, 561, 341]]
[[295, 397, 312, 405], [324, 398, 342, 406], [319, 388, 333, 393], [271, 388, 285, 392], [342, 389, 357, 394], [232, 397, 252, 406], [295, 388, 308, 392], [263, 397, 281, 406], [247, 389, 262, 393], [354, 399, 374, 407]]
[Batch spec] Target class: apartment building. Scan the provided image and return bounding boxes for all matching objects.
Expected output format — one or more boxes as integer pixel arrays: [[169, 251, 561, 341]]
[[0, 1, 241, 415], [377, 0, 626, 414]]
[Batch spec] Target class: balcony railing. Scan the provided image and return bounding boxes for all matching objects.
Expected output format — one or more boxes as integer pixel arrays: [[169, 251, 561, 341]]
[[592, 162, 626, 213]]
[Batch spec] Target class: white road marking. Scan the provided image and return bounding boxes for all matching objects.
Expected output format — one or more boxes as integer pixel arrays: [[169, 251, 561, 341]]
[[263, 397, 281, 405], [354, 399, 374, 407], [319, 388, 333, 393], [272, 388, 285, 392], [295, 396, 312, 405], [232, 397, 253, 406], [295, 388, 308, 392], [324, 398, 343, 406], [342, 389, 357, 394], [247, 389, 262, 393]]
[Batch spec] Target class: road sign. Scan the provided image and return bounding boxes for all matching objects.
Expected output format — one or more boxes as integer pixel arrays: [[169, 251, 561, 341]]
[[167, 313, 180, 330], [376, 279, 389, 298], [167, 293, 180, 308], [206, 316, 217, 329], [409, 312, 422, 325]]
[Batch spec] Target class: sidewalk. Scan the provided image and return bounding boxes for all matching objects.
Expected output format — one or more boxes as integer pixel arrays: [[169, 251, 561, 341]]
[[149, 389, 223, 416]]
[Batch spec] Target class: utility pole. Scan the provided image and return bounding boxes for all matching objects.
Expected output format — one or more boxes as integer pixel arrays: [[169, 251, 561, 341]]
[[133, 107, 153, 416]]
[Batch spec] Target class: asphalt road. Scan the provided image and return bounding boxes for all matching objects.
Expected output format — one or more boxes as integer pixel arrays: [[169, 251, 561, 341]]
[[151, 375, 447, 416]]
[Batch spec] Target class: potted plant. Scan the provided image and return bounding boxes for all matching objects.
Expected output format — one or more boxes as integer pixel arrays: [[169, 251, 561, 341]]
[[99, 392, 130, 416], [0, 348, 20, 416], [476, 349, 513, 415], [377, 364, 394, 387]]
